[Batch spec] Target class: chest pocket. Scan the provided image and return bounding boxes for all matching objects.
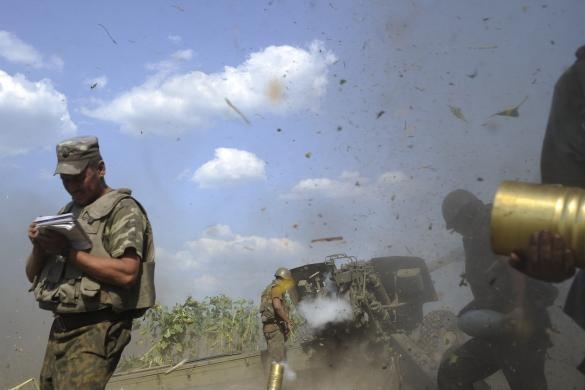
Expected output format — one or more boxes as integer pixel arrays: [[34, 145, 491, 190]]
[[77, 208, 111, 258], [33, 255, 66, 305]]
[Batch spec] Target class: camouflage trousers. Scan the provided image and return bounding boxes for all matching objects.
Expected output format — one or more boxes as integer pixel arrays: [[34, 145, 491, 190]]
[[263, 323, 287, 363], [40, 316, 132, 390]]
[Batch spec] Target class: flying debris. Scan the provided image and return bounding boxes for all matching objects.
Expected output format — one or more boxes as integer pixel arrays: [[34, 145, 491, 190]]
[[448, 105, 467, 123], [90, 82, 98, 89], [304, 152, 312, 159], [376, 110, 385, 119], [165, 358, 188, 374], [97, 23, 117, 44], [9, 378, 38, 389], [490, 96, 528, 118], [459, 273, 468, 287], [310, 236, 344, 243], [224, 98, 251, 125]]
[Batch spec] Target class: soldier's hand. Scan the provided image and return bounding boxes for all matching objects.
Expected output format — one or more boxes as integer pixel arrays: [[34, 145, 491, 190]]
[[28, 223, 40, 245], [509, 231, 576, 283], [286, 320, 295, 331], [35, 229, 70, 256]]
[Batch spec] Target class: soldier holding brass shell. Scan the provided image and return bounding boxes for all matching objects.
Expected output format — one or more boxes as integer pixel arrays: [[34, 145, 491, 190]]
[[503, 45, 585, 286]]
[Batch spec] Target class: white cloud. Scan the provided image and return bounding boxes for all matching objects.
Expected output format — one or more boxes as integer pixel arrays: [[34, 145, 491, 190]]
[[168, 34, 183, 45], [0, 69, 76, 156], [284, 170, 408, 200], [83, 40, 336, 136], [84, 75, 108, 90], [192, 148, 266, 188], [156, 225, 305, 302], [0, 31, 63, 70], [145, 49, 193, 73], [377, 170, 408, 185], [182, 225, 301, 268], [285, 171, 369, 199]]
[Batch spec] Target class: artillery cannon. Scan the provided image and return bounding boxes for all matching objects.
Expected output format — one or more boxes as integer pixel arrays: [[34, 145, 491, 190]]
[[291, 253, 437, 335], [288, 253, 462, 389]]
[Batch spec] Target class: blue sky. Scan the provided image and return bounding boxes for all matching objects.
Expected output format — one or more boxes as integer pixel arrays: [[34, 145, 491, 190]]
[[1, 0, 585, 384], [1, 0, 584, 300]]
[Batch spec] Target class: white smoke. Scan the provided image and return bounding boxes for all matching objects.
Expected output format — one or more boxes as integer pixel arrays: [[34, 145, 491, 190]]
[[297, 295, 353, 330], [281, 361, 297, 381]]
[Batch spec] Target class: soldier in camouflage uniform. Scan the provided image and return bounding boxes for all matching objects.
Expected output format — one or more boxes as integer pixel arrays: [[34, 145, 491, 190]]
[[25, 136, 156, 390], [260, 267, 295, 363]]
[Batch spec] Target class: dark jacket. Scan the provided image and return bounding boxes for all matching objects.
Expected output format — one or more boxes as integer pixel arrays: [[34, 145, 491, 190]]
[[541, 45, 585, 187], [540, 45, 585, 329]]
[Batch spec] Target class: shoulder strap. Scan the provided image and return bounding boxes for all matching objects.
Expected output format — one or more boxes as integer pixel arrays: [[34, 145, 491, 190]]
[[59, 201, 74, 214], [85, 190, 132, 222]]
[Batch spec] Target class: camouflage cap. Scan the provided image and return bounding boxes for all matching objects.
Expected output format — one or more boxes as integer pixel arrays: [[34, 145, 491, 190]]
[[54, 136, 102, 175]]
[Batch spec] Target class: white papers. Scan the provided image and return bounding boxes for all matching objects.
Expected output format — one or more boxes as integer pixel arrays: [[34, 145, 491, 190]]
[[34, 213, 92, 250]]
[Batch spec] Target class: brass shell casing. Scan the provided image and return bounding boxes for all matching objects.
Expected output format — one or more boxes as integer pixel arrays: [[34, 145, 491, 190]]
[[267, 362, 284, 390], [491, 181, 585, 267]]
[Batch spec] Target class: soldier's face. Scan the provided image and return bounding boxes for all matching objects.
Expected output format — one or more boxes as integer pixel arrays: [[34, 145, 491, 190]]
[[60, 163, 104, 205], [448, 202, 478, 236]]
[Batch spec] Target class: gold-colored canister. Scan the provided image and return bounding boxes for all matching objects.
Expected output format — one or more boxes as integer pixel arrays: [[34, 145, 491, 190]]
[[267, 362, 284, 390], [491, 181, 585, 267]]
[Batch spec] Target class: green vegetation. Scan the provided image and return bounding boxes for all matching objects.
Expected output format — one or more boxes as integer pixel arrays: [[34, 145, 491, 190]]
[[118, 294, 303, 371]]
